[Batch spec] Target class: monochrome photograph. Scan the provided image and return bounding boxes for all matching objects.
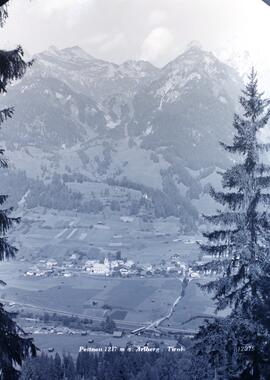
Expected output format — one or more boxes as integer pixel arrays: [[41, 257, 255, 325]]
[[0, 0, 270, 378]]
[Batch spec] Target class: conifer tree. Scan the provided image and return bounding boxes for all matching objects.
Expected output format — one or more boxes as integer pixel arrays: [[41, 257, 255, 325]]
[[198, 68, 270, 317], [63, 354, 75, 380], [0, 1, 36, 379], [194, 70, 270, 378]]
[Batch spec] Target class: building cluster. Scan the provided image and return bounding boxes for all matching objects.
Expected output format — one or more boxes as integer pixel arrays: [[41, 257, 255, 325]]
[[24, 256, 137, 278], [24, 250, 201, 279], [24, 258, 73, 278], [84, 258, 135, 276], [146, 254, 201, 279]]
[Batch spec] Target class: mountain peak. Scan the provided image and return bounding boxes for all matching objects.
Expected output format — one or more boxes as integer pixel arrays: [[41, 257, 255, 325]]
[[185, 40, 203, 52], [48, 45, 59, 52], [165, 43, 218, 73], [120, 59, 159, 76], [60, 46, 94, 60], [43, 45, 94, 61]]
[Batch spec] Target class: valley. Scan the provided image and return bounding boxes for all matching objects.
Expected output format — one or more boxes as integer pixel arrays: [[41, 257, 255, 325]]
[[0, 43, 240, 354], [0, 207, 215, 354]]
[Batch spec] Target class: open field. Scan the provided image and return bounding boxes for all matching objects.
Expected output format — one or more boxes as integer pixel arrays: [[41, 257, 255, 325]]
[[1, 274, 182, 326], [11, 208, 201, 266], [161, 280, 214, 330], [0, 207, 214, 352]]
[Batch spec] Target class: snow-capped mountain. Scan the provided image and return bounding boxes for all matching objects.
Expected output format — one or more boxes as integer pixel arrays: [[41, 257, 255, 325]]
[[130, 45, 241, 168], [1, 44, 243, 230], [32, 46, 159, 102], [217, 46, 254, 80], [4, 75, 107, 148]]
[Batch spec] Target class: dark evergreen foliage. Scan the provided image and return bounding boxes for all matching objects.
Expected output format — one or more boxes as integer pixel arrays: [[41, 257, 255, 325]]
[[0, 1, 8, 27], [192, 70, 270, 378], [197, 69, 270, 316], [0, 2, 36, 378], [107, 177, 197, 230], [100, 315, 116, 333], [21, 350, 189, 380], [0, 303, 36, 380]]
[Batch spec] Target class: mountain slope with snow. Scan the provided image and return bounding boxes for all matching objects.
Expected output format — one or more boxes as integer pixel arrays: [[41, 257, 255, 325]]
[[1, 45, 243, 230], [130, 45, 241, 169]]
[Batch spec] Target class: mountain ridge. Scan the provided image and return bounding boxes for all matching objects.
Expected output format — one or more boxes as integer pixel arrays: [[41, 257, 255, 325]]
[[1, 44, 243, 231]]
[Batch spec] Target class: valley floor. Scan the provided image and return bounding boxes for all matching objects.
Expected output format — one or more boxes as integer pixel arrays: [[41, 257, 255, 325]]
[[0, 208, 216, 353]]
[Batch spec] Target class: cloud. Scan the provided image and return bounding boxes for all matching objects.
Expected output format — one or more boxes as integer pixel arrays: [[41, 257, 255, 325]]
[[1, 0, 270, 70], [27, 0, 95, 29], [34, 0, 91, 15], [84, 34, 108, 47], [148, 9, 167, 26], [82, 32, 126, 59], [140, 27, 175, 63], [99, 33, 126, 53]]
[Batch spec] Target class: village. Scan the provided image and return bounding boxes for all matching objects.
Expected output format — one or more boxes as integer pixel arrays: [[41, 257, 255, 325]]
[[23, 251, 202, 280]]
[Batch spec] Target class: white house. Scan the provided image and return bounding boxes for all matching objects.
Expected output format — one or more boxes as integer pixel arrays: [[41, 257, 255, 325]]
[[46, 259, 58, 269], [85, 260, 110, 275]]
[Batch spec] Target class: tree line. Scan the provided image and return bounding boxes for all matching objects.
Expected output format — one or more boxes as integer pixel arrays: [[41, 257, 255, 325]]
[[20, 350, 187, 380]]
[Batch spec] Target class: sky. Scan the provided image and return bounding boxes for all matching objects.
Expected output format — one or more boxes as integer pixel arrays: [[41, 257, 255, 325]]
[[1, 0, 270, 71]]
